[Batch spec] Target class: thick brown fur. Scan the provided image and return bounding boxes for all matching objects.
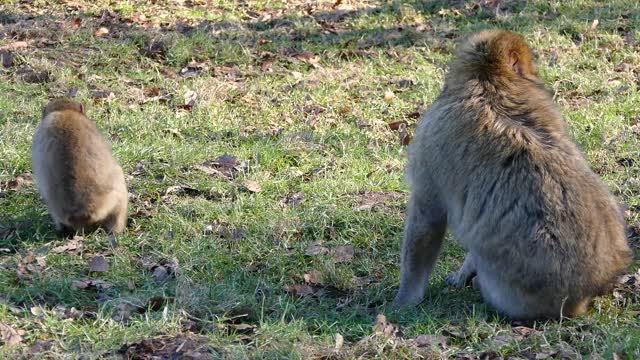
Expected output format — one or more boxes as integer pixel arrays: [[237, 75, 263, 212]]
[[392, 30, 632, 320], [32, 98, 128, 235]]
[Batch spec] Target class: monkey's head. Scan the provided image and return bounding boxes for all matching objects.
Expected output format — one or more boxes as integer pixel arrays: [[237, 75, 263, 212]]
[[447, 29, 539, 85], [42, 98, 85, 118]]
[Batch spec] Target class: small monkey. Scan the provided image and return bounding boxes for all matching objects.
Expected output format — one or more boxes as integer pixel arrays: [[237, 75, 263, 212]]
[[393, 30, 632, 320], [32, 98, 128, 235]]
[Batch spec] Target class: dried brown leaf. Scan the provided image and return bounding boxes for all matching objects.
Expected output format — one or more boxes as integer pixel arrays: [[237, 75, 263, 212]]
[[243, 180, 262, 193], [305, 242, 328, 256], [95, 27, 109, 36], [331, 245, 355, 263], [409, 334, 447, 348], [0, 323, 23, 347], [153, 266, 169, 283], [373, 314, 403, 338], [384, 89, 396, 101], [280, 192, 305, 208], [52, 236, 83, 254], [285, 283, 315, 297], [303, 270, 322, 285], [88, 256, 109, 273], [0, 41, 29, 51]]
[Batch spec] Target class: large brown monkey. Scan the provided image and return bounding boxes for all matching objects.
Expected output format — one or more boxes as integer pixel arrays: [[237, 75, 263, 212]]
[[392, 30, 632, 320], [32, 98, 128, 235]]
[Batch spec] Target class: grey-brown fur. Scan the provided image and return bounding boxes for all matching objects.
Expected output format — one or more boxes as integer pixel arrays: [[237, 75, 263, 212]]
[[32, 98, 128, 234], [392, 30, 632, 320]]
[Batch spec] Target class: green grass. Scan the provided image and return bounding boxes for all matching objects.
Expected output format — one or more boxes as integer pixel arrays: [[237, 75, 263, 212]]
[[1, 0, 639, 358]]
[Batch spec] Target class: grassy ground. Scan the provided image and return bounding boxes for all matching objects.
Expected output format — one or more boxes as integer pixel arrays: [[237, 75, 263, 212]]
[[0, 0, 639, 358]]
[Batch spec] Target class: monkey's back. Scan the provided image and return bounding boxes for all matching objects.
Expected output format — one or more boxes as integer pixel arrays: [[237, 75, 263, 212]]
[[32, 110, 125, 220], [410, 89, 632, 302]]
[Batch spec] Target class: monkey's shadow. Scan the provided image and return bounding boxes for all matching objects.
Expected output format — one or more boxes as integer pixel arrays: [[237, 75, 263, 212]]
[[0, 195, 63, 253]]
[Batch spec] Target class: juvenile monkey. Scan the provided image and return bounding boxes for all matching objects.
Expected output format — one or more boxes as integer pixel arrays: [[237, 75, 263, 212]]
[[392, 30, 632, 320], [32, 98, 128, 235]]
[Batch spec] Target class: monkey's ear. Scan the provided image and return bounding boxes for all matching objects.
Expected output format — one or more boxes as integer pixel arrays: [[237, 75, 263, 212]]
[[509, 51, 524, 77], [79, 103, 85, 114]]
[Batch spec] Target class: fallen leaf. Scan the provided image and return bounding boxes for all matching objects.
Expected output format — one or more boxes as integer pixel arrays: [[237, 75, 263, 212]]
[[513, 326, 539, 337], [243, 180, 262, 193], [410, 334, 447, 348], [388, 120, 408, 131], [334, 333, 344, 351], [0, 323, 23, 347], [91, 90, 116, 103], [373, 314, 403, 338], [88, 256, 109, 273], [303, 270, 322, 285], [197, 154, 248, 179], [2, 172, 33, 191], [305, 242, 328, 256], [295, 51, 323, 69], [285, 284, 315, 297], [95, 27, 110, 36], [331, 245, 355, 263], [182, 90, 198, 110], [71, 279, 112, 290], [279, 192, 305, 208], [28, 340, 54, 355], [148, 296, 168, 311], [52, 236, 83, 253], [0, 41, 29, 51], [384, 89, 396, 101], [153, 266, 169, 283]]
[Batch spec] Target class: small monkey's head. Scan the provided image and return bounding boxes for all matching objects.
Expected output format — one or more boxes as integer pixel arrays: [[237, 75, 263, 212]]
[[447, 29, 539, 85], [42, 98, 85, 118]]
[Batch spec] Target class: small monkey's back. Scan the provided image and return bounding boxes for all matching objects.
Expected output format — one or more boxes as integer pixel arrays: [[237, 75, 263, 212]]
[[32, 106, 127, 232]]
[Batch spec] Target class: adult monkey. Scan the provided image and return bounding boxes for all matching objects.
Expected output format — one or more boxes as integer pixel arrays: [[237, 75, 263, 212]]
[[392, 30, 632, 320]]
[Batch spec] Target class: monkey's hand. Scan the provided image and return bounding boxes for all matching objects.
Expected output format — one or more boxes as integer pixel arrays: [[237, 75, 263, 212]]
[[445, 254, 477, 288], [445, 271, 476, 288]]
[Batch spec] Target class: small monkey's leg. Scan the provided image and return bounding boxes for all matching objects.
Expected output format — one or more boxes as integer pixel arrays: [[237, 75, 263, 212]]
[[445, 253, 477, 288], [393, 194, 446, 307], [102, 199, 127, 235]]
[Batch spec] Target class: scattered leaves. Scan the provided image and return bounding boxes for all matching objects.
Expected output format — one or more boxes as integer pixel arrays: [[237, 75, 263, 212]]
[[119, 335, 216, 359], [71, 279, 112, 290], [52, 236, 83, 254]]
